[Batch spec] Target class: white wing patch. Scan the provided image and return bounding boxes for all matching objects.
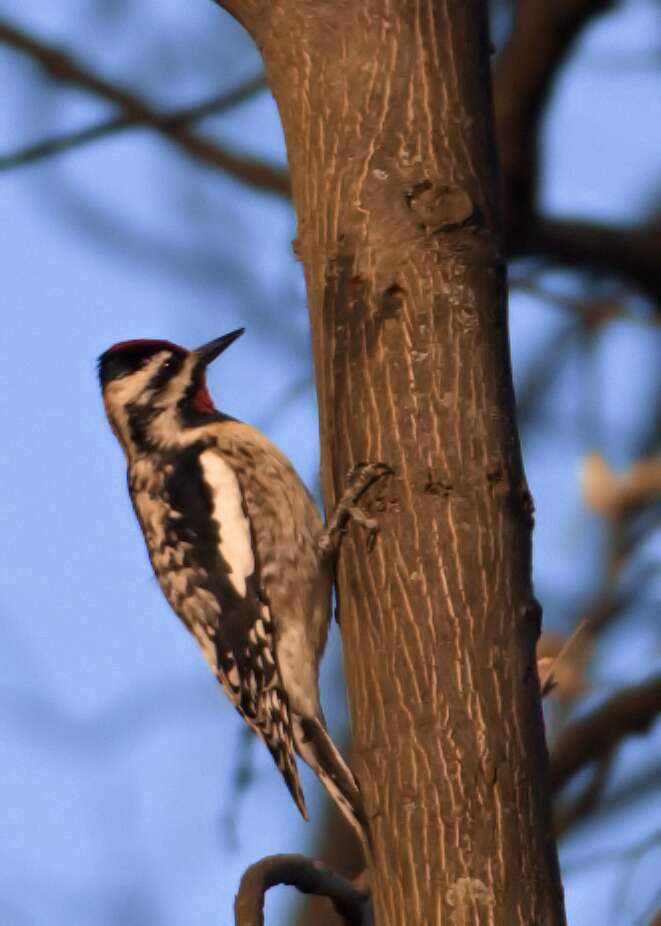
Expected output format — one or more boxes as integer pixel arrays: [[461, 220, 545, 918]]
[[199, 450, 255, 597]]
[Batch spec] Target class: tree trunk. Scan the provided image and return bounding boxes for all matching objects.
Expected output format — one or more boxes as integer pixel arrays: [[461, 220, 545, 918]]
[[218, 1, 567, 922]]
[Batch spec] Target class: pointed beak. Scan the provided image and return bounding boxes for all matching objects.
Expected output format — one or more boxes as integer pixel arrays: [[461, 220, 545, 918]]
[[193, 328, 245, 369]]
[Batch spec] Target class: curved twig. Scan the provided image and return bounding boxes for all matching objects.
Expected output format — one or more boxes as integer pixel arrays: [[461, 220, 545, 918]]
[[234, 854, 370, 926]]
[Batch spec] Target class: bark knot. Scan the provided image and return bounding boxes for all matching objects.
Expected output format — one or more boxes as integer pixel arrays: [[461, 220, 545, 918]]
[[405, 181, 474, 231], [486, 461, 506, 490], [381, 284, 405, 319]]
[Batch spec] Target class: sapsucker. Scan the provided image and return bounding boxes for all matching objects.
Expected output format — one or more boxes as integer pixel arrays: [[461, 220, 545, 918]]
[[98, 329, 388, 849]]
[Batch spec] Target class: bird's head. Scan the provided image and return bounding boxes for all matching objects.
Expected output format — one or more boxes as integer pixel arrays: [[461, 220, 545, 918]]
[[98, 328, 244, 454]]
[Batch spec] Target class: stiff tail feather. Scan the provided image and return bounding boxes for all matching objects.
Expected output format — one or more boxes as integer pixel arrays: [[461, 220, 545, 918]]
[[294, 715, 370, 854]]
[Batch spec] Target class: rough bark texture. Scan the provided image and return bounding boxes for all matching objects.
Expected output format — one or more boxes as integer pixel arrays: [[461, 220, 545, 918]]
[[218, 1, 567, 923]]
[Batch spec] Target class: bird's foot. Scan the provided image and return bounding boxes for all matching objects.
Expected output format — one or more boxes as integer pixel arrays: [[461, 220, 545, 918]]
[[318, 462, 392, 557]]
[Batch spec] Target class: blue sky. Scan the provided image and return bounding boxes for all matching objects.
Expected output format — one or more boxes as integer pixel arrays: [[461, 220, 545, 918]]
[[1, 1, 660, 924]]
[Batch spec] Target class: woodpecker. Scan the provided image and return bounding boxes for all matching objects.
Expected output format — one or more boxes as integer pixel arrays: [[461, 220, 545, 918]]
[[98, 329, 388, 850]]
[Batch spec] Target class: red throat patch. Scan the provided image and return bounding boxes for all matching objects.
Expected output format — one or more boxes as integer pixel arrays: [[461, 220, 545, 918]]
[[193, 378, 215, 414]]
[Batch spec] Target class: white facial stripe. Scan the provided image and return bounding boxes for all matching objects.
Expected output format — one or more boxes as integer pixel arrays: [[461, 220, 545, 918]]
[[147, 355, 203, 449], [103, 352, 172, 451], [104, 351, 169, 440], [104, 351, 198, 451], [199, 451, 255, 597]]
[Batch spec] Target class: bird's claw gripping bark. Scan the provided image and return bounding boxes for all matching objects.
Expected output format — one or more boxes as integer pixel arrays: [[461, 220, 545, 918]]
[[319, 462, 392, 557], [346, 506, 380, 552]]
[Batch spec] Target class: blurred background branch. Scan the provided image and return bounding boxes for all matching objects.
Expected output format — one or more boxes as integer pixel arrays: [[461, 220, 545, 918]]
[[551, 675, 661, 792], [0, 19, 287, 193], [0, 70, 268, 170]]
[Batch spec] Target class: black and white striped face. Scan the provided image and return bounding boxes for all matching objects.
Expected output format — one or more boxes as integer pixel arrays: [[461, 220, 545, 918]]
[[98, 330, 244, 453]]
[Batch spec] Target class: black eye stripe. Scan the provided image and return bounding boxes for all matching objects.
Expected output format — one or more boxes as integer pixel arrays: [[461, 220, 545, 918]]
[[148, 354, 184, 391], [99, 343, 185, 388]]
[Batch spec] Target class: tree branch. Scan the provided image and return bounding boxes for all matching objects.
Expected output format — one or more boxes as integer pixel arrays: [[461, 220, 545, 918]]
[[0, 19, 288, 194], [566, 761, 661, 830], [528, 217, 661, 306], [234, 855, 369, 926], [0, 72, 267, 170], [550, 676, 661, 793], [493, 0, 661, 306], [5, 13, 660, 306], [554, 752, 613, 837], [494, 0, 615, 244]]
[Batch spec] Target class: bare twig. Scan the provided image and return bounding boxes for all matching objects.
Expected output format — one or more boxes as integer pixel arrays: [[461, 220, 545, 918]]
[[538, 619, 589, 698], [0, 72, 267, 169], [551, 675, 661, 793], [0, 19, 288, 194], [234, 855, 370, 926]]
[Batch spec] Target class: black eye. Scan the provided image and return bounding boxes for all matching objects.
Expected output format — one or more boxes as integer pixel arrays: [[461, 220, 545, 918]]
[[148, 353, 181, 391]]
